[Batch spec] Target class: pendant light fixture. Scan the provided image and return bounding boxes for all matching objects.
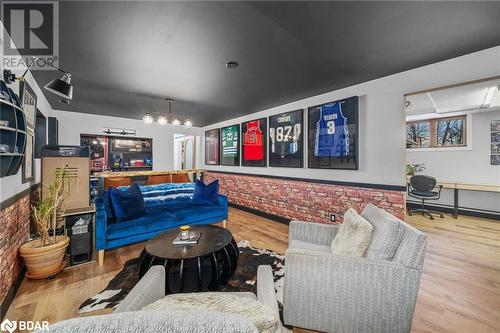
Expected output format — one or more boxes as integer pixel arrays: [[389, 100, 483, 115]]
[[157, 115, 167, 125], [141, 98, 193, 127], [143, 113, 153, 124]]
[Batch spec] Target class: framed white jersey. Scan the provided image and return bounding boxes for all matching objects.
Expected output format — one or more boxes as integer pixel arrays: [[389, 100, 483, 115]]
[[269, 109, 304, 167], [308, 96, 359, 170]]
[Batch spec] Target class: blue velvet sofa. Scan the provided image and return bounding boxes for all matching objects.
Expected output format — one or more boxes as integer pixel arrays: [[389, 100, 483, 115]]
[[95, 182, 228, 265]]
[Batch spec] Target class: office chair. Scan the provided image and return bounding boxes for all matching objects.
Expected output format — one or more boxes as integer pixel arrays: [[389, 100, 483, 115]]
[[407, 175, 444, 220]]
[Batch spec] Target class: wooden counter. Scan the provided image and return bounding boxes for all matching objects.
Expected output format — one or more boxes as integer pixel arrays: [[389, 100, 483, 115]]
[[94, 168, 206, 178]]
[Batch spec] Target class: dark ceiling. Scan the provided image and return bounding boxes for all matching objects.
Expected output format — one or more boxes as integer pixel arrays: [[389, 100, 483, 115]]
[[32, 1, 500, 127]]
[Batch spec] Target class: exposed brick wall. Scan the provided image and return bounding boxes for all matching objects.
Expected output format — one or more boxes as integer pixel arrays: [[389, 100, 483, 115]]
[[0, 194, 30, 305], [205, 171, 405, 224]]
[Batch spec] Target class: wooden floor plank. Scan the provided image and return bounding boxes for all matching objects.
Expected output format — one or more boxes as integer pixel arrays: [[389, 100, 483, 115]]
[[5, 208, 500, 333]]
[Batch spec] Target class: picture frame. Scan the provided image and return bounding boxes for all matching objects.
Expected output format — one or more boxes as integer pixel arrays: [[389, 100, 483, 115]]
[[241, 118, 267, 167], [205, 128, 220, 165], [307, 96, 359, 170], [22, 134, 34, 183], [268, 109, 304, 168], [19, 80, 37, 136], [220, 124, 240, 166]]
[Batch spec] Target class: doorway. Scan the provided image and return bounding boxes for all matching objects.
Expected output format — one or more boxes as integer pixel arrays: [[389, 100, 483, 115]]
[[173, 134, 196, 170]]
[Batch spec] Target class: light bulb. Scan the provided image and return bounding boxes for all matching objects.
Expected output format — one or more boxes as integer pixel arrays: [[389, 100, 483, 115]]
[[157, 115, 167, 126], [143, 113, 153, 124], [172, 118, 181, 126], [184, 119, 192, 128]]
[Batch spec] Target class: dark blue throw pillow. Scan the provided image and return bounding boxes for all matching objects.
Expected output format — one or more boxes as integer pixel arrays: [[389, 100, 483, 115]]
[[109, 183, 146, 222], [191, 179, 219, 205]]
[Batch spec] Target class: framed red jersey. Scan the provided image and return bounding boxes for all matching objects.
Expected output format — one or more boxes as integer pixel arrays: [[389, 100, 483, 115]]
[[205, 128, 220, 165], [241, 118, 267, 167]]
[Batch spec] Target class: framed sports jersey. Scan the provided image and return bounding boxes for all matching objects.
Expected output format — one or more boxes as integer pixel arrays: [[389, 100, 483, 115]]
[[269, 109, 304, 168], [241, 118, 267, 167], [205, 128, 220, 165], [220, 124, 240, 166], [308, 96, 359, 170]]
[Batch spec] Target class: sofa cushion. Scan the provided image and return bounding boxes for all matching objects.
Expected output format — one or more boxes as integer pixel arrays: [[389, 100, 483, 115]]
[[143, 292, 277, 333], [140, 183, 195, 211], [106, 211, 178, 240], [288, 239, 331, 254], [109, 183, 146, 222], [39, 309, 258, 333], [361, 203, 404, 260], [171, 206, 226, 222], [103, 191, 115, 223], [331, 208, 373, 257], [192, 179, 219, 205]]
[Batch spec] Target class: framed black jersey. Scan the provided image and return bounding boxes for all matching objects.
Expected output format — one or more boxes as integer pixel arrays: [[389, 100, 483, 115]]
[[220, 124, 240, 166], [205, 128, 220, 165], [241, 118, 267, 167], [269, 109, 304, 167], [308, 96, 359, 170]]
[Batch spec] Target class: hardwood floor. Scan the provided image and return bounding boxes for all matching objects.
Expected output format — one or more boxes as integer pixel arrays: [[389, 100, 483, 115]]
[[5, 208, 500, 332]]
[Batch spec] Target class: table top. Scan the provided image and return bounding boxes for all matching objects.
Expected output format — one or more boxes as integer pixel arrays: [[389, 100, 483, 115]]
[[145, 225, 233, 260], [406, 177, 500, 193]]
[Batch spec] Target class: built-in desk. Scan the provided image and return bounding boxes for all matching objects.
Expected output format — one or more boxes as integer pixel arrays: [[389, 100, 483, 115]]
[[407, 177, 500, 218]]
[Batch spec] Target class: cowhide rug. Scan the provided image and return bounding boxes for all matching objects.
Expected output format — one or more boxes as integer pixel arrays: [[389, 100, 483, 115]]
[[79, 240, 286, 317]]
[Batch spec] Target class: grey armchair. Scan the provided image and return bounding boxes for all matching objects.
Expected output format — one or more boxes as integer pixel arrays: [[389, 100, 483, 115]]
[[283, 209, 427, 333]]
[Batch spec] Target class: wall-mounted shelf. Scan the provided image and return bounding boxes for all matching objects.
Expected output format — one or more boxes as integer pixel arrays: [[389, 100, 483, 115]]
[[0, 98, 27, 178]]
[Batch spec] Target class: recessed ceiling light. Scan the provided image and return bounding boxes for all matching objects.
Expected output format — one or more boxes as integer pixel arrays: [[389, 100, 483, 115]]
[[226, 61, 239, 69]]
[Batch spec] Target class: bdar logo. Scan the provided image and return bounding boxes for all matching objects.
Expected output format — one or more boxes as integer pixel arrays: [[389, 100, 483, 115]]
[[0, 319, 17, 333]]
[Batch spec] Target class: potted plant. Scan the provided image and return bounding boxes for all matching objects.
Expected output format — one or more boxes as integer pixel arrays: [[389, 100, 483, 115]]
[[406, 163, 426, 176], [19, 168, 72, 279]]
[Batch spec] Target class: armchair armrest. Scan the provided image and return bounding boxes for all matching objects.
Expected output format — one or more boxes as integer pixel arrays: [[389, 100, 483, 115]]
[[289, 220, 339, 246], [257, 265, 281, 333], [94, 197, 108, 250], [114, 265, 165, 313]]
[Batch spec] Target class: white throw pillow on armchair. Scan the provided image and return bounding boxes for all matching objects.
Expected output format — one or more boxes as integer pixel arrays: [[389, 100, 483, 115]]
[[331, 208, 373, 257]]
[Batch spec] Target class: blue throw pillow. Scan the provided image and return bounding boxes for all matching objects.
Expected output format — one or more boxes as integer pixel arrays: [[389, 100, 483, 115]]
[[191, 179, 219, 205], [109, 183, 146, 222]]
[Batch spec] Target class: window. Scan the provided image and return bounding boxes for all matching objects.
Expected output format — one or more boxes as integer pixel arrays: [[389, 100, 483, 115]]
[[407, 115, 466, 148]]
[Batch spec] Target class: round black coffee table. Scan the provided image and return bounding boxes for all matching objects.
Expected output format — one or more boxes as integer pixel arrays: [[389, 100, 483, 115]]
[[137, 225, 239, 294]]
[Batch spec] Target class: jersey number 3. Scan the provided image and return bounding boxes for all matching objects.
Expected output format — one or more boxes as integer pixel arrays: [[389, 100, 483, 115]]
[[326, 120, 335, 135]]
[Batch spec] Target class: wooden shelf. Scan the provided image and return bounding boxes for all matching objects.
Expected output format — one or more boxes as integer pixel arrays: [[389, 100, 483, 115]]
[[0, 126, 16, 132], [1, 97, 26, 178], [0, 153, 23, 156], [0, 98, 23, 111]]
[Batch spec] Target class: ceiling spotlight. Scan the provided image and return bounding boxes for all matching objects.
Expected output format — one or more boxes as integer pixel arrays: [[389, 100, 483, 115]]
[[143, 113, 153, 124], [226, 61, 239, 69], [184, 119, 192, 128], [157, 115, 168, 126], [172, 118, 181, 126]]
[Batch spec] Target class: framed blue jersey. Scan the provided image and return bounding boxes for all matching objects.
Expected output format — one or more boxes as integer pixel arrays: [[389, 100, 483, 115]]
[[308, 96, 359, 170]]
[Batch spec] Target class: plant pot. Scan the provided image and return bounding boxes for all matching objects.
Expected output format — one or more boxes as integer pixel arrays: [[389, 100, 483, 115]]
[[19, 235, 70, 279]]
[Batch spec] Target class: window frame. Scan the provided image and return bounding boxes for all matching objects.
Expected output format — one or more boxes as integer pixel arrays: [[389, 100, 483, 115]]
[[406, 115, 467, 149]]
